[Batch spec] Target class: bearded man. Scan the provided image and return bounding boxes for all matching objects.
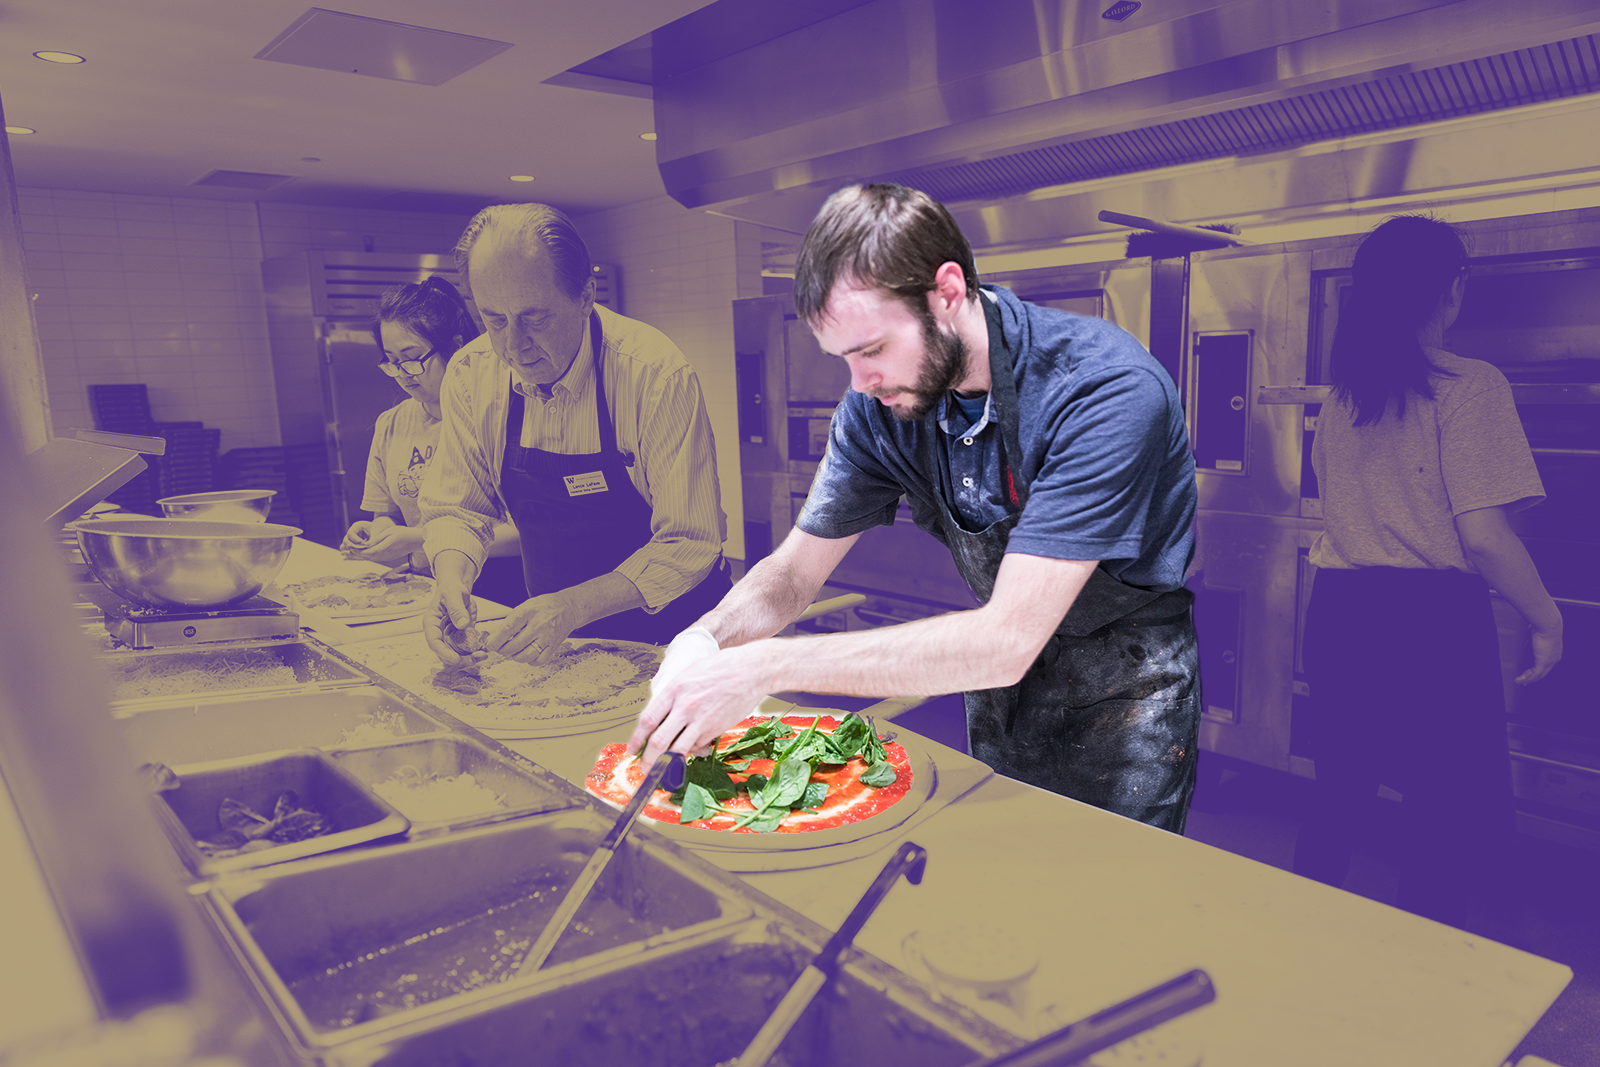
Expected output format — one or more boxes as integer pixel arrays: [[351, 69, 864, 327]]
[[631, 182, 1203, 832]]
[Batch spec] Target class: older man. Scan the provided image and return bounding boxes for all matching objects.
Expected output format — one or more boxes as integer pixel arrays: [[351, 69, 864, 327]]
[[632, 183, 1201, 832], [421, 203, 730, 665]]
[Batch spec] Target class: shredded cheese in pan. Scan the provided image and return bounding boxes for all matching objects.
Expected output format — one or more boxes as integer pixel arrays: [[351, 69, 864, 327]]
[[107, 651, 298, 701]]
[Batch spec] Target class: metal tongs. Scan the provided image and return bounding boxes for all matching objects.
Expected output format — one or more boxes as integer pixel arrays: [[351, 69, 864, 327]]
[[513, 752, 686, 979], [736, 841, 929, 1067]]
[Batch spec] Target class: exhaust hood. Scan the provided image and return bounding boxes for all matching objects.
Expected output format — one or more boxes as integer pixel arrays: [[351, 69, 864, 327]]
[[639, 0, 1600, 234]]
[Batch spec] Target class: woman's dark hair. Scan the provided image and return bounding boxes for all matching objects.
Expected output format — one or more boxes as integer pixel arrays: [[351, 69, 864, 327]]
[[793, 183, 979, 328], [371, 276, 480, 361], [1331, 214, 1468, 426]]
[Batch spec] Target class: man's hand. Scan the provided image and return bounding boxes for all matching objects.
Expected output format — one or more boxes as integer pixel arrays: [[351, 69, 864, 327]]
[[423, 551, 484, 667], [629, 643, 772, 763], [486, 592, 579, 666], [341, 518, 424, 565], [650, 626, 720, 699]]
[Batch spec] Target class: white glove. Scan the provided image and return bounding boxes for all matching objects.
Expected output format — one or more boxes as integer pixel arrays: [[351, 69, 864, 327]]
[[652, 625, 720, 699]]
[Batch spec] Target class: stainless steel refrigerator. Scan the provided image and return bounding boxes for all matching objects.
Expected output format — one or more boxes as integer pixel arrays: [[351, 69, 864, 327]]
[[262, 251, 474, 546]]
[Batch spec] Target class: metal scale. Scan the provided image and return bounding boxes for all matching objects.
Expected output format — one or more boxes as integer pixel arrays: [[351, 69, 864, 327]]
[[98, 594, 300, 650]]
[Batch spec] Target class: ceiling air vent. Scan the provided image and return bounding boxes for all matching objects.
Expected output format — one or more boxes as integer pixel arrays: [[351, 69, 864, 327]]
[[191, 170, 296, 191], [256, 8, 513, 86]]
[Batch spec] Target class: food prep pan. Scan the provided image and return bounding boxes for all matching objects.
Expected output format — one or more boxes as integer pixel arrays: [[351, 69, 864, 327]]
[[328, 734, 573, 833], [117, 687, 450, 767], [99, 640, 369, 706], [325, 920, 1021, 1067], [153, 748, 409, 878], [203, 808, 753, 1053]]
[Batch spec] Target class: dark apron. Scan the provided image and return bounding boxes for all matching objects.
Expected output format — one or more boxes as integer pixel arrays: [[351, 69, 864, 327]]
[[498, 312, 732, 645], [947, 311, 1201, 832]]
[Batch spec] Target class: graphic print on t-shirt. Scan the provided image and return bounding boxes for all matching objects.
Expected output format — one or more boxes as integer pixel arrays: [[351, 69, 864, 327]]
[[397, 444, 433, 499]]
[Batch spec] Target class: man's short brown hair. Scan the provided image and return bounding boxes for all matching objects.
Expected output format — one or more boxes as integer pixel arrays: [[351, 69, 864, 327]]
[[793, 183, 979, 327]]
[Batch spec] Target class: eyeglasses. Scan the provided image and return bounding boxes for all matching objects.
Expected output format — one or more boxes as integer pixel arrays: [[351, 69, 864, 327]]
[[377, 349, 438, 377]]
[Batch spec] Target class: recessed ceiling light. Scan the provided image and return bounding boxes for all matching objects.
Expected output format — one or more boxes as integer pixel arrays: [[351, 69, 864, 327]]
[[33, 51, 85, 64], [6, 126, 36, 135], [301, 157, 321, 162], [509, 175, 535, 182], [640, 132, 658, 141]]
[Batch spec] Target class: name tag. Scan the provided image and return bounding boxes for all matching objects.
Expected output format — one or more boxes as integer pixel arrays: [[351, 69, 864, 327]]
[[564, 471, 609, 497]]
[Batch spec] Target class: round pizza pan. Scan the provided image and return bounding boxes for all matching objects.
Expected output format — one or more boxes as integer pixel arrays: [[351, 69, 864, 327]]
[[596, 721, 941, 873]]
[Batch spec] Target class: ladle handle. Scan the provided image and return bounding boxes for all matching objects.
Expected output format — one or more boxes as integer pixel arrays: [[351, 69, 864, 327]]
[[816, 841, 927, 975], [513, 753, 683, 980], [977, 969, 1216, 1067], [736, 842, 926, 1067]]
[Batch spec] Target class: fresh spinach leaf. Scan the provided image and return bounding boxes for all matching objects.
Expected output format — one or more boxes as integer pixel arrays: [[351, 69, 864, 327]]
[[763, 757, 813, 808], [799, 781, 829, 809], [860, 759, 898, 787], [740, 806, 789, 833], [744, 772, 769, 795], [679, 782, 714, 822], [718, 716, 790, 760]]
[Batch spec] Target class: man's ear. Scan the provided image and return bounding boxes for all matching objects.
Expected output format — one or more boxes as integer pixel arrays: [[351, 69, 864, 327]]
[[930, 261, 969, 320]]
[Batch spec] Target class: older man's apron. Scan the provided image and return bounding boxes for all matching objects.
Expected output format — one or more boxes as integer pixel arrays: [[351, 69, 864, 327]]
[[498, 312, 731, 645], [944, 321, 1200, 832]]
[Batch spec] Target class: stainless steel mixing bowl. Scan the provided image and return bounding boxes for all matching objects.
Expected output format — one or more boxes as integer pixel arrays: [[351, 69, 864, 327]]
[[157, 489, 276, 522], [71, 517, 302, 609]]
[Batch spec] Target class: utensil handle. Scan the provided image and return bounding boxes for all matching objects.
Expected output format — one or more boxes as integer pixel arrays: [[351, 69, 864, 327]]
[[816, 841, 927, 972], [978, 969, 1216, 1067], [513, 753, 683, 980], [736, 965, 828, 1067]]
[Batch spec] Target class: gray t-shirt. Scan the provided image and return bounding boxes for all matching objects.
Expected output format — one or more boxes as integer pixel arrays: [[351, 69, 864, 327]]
[[1309, 350, 1543, 571], [361, 398, 440, 530]]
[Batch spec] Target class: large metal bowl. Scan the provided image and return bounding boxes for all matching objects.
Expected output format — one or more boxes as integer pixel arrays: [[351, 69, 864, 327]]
[[71, 517, 302, 609], [158, 489, 275, 522]]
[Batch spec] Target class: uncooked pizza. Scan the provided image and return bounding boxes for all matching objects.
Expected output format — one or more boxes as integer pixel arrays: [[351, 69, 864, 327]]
[[283, 573, 433, 614], [586, 713, 913, 833], [335, 635, 661, 734]]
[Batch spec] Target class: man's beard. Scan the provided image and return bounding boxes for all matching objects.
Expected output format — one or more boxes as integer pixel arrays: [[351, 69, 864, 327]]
[[881, 312, 969, 422]]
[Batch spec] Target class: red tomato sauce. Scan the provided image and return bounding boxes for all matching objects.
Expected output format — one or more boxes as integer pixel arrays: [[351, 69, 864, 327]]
[[585, 714, 912, 833]]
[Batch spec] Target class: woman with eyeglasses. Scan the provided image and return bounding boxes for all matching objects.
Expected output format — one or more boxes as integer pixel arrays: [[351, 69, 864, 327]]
[[340, 277, 520, 578], [1293, 214, 1561, 939]]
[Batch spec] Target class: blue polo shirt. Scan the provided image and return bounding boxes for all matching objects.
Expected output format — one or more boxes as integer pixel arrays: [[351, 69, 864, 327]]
[[797, 285, 1196, 592]]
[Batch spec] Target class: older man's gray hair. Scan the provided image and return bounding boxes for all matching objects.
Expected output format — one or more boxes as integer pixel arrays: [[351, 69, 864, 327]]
[[453, 203, 593, 300]]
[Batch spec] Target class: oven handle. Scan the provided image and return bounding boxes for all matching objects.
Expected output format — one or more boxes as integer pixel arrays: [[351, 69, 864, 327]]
[[1510, 750, 1600, 777]]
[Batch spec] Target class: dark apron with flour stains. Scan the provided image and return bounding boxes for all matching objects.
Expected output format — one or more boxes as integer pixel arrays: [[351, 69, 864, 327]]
[[945, 319, 1201, 833], [498, 311, 731, 645]]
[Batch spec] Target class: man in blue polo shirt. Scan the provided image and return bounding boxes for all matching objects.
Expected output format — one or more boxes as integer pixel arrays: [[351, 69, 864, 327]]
[[631, 182, 1201, 831]]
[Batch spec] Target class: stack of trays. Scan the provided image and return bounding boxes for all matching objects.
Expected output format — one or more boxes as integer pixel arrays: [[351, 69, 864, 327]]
[[220, 447, 295, 528], [282, 442, 341, 545], [155, 422, 222, 497]]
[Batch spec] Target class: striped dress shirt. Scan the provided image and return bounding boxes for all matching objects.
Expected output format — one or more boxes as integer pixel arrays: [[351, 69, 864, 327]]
[[420, 303, 726, 611]]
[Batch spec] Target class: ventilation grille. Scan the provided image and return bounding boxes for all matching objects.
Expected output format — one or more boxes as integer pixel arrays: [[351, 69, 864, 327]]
[[192, 169, 295, 191], [885, 34, 1600, 204]]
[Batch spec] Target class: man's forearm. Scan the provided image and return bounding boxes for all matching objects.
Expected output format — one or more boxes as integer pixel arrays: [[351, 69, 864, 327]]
[[698, 553, 825, 649], [729, 604, 1042, 699], [560, 571, 648, 630]]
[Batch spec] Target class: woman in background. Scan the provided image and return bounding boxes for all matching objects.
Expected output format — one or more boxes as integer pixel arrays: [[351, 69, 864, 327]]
[[1293, 215, 1562, 938], [340, 277, 524, 601]]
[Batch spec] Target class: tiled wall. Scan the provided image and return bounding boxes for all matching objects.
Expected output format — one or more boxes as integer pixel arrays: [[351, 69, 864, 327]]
[[16, 190, 473, 453], [18, 189, 276, 449], [577, 195, 763, 559]]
